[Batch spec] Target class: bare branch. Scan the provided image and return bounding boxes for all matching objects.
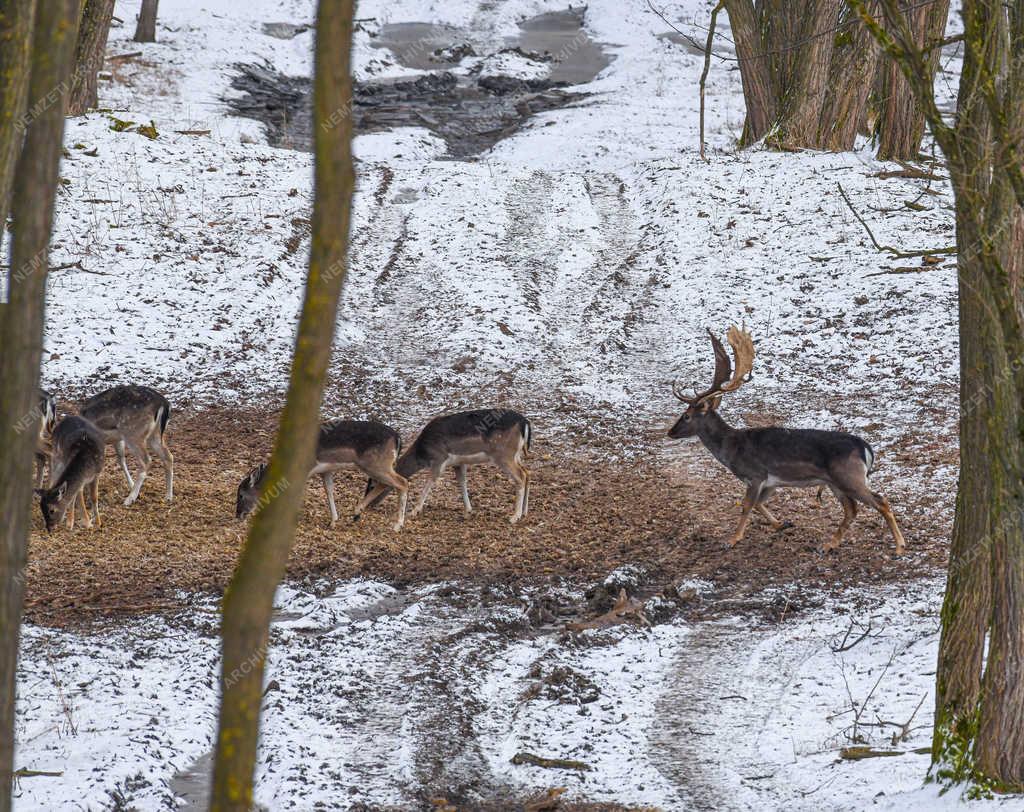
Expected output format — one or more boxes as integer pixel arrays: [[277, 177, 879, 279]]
[[837, 182, 957, 257]]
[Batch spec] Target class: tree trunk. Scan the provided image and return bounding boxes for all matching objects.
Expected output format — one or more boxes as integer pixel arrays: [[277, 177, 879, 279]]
[[765, 0, 842, 149], [876, 0, 949, 160], [0, 0, 37, 248], [208, 1, 355, 808], [67, 0, 115, 116], [0, 1, 80, 809], [725, 0, 775, 146], [133, 0, 157, 43], [817, 1, 881, 150]]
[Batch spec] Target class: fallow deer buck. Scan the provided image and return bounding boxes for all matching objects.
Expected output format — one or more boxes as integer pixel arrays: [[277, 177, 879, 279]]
[[78, 385, 173, 507], [668, 326, 905, 555], [37, 416, 105, 532], [236, 419, 409, 530], [34, 388, 58, 488], [362, 408, 532, 524]]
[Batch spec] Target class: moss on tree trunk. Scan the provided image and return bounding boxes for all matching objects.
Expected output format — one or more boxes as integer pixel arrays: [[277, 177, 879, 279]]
[[0, 2, 80, 808], [208, 1, 356, 808]]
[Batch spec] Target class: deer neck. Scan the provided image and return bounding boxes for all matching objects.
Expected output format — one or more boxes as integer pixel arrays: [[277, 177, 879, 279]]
[[695, 410, 739, 469]]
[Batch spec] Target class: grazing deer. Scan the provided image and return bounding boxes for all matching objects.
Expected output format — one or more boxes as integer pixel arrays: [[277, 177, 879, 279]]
[[236, 419, 409, 530], [78, 385, 173, 507], [667, 326, 905, 555], [37, 416, 104, 532], [363, 409, 532, 524], [34, 388, 58, 488]]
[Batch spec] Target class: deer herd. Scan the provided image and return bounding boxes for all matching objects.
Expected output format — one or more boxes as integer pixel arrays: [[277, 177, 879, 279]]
[[31, 326, 906, 555]]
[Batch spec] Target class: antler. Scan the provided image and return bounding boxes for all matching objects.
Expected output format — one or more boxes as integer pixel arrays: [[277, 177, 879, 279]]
[[685, 325, 754, 405], [715, 325, 754, 395]]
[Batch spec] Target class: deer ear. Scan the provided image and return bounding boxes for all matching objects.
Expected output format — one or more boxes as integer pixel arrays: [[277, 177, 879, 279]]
[[55, 481, 68, 500]]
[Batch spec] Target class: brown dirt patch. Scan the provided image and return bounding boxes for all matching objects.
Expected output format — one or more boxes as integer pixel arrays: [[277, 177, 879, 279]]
[[24, 407, 950, 627]]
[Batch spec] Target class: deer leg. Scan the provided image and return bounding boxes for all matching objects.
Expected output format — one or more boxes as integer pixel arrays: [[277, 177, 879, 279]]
[[90, 478, 101, 527], [116, 439, 135, 489], [823, 491, 857, 552], [860, 491, 906, 555], [495, 459, 528, 524], [841, 475, 907, 556], [411, 462, 447, 517], [754, 486, 788, 530], [148, 431, 173, 502], [353, 482, 388, 520], [456, 465, 472, 513], [727, 484, 760, 547], [78, 487, 93, 529], [123, 440, 151, 506], [34, 453, 47, 489], [322, 472, 338, 526]]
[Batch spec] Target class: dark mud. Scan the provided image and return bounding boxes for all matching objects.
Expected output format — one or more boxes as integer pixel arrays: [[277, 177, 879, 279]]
[[228, 9, 611, 157]]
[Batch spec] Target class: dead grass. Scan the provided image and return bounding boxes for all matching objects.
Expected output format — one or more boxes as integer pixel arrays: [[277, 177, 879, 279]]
[[24, 407, 951, 627]]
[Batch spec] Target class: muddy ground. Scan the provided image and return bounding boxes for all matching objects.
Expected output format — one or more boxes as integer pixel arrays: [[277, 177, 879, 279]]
[[24, 406, 951, 628]]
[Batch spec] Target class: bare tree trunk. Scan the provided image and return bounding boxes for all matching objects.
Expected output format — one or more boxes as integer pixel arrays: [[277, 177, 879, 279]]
[[817, 1, 881, 150], [0, 1, 80, 808], [725, 0, 775, 146], [765, 0, 842, 149], [0, 1, 37, 246], [208, 1, 355, 808], [853, 0, 1024, 792], [133, 0, 158, 43], [67, 0, 115, 116], [876, 0, 949, 160]]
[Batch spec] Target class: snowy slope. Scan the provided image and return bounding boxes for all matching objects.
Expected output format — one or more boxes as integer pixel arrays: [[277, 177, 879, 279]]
[[43, 0, 959, 454]]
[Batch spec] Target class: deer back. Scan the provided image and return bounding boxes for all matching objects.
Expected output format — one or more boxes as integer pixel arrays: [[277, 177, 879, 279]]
[[398, 409, 530, 476], [80, 385, 170, 443], [317, 420, 401, 468], [719, 424, 874, 486]]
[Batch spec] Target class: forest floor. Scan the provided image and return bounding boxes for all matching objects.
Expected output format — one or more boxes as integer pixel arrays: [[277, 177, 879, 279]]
[[12, 0, 1001, 809], [23, 407, 950, 627]]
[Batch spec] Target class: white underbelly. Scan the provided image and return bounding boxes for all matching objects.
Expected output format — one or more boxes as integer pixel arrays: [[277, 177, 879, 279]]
[[447, 453, 490, 466]]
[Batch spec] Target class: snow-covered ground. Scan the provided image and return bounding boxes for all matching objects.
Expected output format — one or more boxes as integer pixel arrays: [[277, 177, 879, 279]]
[[15, 578, 1019, 810], [13, 0, 987, 808], [42, 0, 959, 445]]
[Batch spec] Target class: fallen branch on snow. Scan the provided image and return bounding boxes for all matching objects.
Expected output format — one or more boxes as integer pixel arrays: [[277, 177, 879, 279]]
[[512, 752, 592, 772], [837, 183, 956, 259]]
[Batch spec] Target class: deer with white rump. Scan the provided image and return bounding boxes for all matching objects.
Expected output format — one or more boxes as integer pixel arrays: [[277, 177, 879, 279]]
[[236, 419, 409, 530], [667, 326, 905, 555], [78, 385, 174, 507], [362, 408, 532, 524]]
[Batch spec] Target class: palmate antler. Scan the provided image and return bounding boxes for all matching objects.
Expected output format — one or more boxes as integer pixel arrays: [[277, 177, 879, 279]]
[[672, 325, 754, 406]]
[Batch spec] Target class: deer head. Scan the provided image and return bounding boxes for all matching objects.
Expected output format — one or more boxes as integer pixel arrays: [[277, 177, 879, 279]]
[[668, 325, 754, 439], [235, 462, 268, 519]]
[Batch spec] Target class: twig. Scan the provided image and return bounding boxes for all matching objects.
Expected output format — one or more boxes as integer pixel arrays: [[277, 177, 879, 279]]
[[840, 746, 905, 760], [13, 768, 63, 778], [699, 2, 726, 162], [829, 619, 874, 653], [107, 51, 143, 62], [837, 183, 956, 258], [174, 129, 212, 136], [647, 1, 730, 62], [511, 752, 592, 771]]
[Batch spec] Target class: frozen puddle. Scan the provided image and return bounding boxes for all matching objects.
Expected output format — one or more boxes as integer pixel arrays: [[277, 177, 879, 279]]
[[228, 8, 612, 156], [12, 578, 1003, 809]]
